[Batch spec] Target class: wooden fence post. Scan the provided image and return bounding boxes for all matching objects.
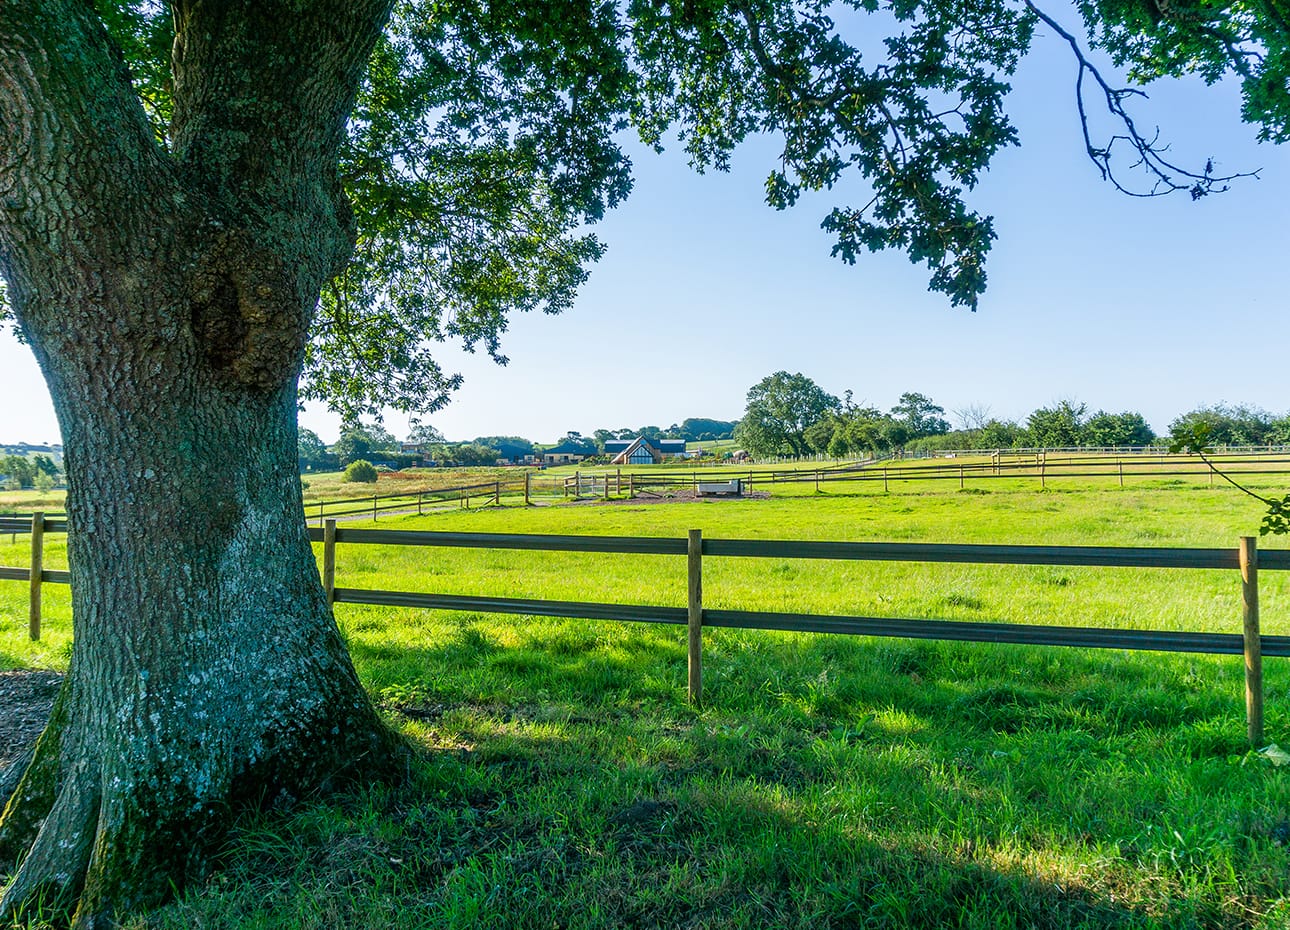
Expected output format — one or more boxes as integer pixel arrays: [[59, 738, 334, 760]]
[[525, 471, 532, 506], [616, 468, 622, 495], [323, 519, 337, 605], [1240, 536, 1263, 746], [959, 463, 964, 489], [495, 481, 502, 505], [372, 495, 378, 522], [1118, 461, 1124, 488], [29, 511, 43, 641], [603, 475, 610, 501], [688, 528, 703, 705], [417, 492, 423, 515], [883, 467, 888, 492], [629, 474, 635, 499], [318, 500, 324, 528]]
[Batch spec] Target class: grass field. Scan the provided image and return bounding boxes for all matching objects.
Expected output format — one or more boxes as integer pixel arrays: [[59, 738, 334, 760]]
[[3, 478, 1290, 928]]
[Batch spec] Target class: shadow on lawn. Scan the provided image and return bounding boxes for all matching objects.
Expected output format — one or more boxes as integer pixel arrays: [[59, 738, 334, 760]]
[[321, 617, 1290, 929], [183, 716, 1260, 930]]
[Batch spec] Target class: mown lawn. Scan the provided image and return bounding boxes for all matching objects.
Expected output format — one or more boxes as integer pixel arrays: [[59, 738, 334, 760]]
[[3, 480, 1290, 928]]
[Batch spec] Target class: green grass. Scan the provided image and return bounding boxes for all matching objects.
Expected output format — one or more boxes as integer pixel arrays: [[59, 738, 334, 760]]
[[301, 466, 525, 501], [4, 480, 1290, 928], [0, 488, 65, 515]]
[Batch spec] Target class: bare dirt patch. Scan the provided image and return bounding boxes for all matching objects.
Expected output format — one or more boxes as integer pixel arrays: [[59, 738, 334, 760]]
[[0, 670, 61, 773], [563, 488, 770, 506]]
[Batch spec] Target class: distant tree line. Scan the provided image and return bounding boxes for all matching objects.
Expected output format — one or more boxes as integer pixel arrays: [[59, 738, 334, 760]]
[[296, 416, 739, 473], [0, 453, 60, 491], [293, 394, 1290, 473], [731, 372, 1290, 460], [298, 421, 512, 473]]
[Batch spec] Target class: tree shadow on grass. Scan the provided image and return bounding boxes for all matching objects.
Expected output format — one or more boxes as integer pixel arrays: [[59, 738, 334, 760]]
[[148, 710, 1277, 930], [330, 611, 1290, 928]]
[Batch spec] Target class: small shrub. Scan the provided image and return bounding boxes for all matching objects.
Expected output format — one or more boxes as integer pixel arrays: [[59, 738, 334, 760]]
[[343, 460, 378, 483]]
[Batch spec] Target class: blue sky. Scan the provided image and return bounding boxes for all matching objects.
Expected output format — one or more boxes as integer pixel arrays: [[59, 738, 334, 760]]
[[1, 16, 1287, 446]]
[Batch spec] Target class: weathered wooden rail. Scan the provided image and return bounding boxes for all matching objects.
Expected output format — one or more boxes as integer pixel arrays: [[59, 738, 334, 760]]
[[5, 512, 1287, 743], [308, 523, 1289, 744]]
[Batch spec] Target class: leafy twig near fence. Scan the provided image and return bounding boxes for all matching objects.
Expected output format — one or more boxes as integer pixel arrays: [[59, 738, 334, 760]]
[[1170, 425, 1290, 535]]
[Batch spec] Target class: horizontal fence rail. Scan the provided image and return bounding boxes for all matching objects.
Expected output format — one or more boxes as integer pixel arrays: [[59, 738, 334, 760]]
[[304, 527, 1290, 572], [334, 589, 689, 626], [701, 609, 1290, 657], [5, 511, 1287, 742], [309, 527, 689, 555], [303, 524, 1288, 741]]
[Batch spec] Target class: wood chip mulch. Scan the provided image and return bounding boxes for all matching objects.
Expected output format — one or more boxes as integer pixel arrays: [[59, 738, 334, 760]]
[[0, 670, 61, 774]]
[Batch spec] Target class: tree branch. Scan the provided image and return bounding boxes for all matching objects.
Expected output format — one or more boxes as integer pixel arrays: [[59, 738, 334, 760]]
[[0, 0, 172, 297], [1024, 0, 1259, 198], [169, 0, 396, 279]]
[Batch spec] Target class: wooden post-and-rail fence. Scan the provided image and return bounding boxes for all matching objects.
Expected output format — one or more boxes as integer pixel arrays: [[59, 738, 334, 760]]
[[312, 522, 1288, 745], [0, 513, 71, 642], [5, 511, 1286, 745]]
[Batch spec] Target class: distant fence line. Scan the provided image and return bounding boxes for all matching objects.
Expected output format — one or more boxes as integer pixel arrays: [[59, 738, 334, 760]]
[[5, 511, 1283, 744], [905, 444, 1290, 458], [8, 451, 1290, 531], [561, 451, 1290, 497]]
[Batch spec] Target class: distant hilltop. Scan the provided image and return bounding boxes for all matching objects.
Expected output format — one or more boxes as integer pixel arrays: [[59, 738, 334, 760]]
[[1, 442, 63, 458]]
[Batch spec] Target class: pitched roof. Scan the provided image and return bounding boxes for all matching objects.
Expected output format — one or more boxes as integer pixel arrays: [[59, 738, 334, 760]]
[[605, 437, 687, 453], [542, 441, 593, 456]]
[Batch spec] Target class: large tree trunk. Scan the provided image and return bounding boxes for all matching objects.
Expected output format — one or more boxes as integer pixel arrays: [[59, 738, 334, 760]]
[[0, 1, 401, 925], [0, 360, 400, 925]]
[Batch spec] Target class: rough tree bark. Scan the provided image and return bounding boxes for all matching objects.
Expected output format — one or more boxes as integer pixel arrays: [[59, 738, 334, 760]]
[[0, 2, 402, 925]]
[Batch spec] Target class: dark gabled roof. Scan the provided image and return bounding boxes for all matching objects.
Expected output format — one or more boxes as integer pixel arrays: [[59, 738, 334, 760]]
[[543, 441, 594, 456], [605, 437, 687, 454]]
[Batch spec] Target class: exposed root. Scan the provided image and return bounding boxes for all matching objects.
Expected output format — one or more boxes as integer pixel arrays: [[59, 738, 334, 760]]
[[1, 685, 407, 928], [0, 685, 68, 869], [0, 765, 99, 925], [0, 747, 34, 825]]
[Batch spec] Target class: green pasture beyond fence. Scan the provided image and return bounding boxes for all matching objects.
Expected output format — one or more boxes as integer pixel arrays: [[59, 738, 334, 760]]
[[5, 511, 1288, 745], [10, 451, 1290, 529], [235, 450, 1290, 521], [562, 450, 1290, 497]]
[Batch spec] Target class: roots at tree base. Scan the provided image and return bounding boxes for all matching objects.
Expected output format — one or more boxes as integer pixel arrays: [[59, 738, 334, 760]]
[[0, 649, 407, 927]]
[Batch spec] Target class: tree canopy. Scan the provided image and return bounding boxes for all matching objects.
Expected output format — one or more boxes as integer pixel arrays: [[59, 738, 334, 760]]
[[736, 371, 840, 456], [891, 392, 951, 438], [7, 0, 1276, 423]]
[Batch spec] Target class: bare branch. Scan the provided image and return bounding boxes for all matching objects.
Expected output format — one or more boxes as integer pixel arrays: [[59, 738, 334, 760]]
[[1025, 0, 1259, 198]]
